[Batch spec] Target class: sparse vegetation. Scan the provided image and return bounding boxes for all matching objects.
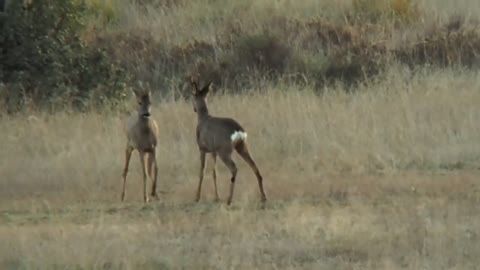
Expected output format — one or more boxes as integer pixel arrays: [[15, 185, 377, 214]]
[[1, 0, 480, 269], [3, 0, 480, 110]]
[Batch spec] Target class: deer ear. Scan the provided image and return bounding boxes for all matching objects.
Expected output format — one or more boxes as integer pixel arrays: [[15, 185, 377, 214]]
[[200, 82, 213, 96], [133, 89, 140, 97]]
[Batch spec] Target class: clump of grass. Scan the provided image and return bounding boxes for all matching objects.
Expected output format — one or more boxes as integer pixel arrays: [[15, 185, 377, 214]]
[[352, 0, 419, 22], [232, 33, 291, 75], [395, 16, 480, 68], [85, 0, 118, 26]]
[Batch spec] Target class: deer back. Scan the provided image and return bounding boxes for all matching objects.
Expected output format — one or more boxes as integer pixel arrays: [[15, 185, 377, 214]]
[[197, 116, 245, 152]]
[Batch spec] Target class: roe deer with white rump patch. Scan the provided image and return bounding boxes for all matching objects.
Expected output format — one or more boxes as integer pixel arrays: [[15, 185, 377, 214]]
[[190, 77, 267, 205], [121, 89, 159, 203]]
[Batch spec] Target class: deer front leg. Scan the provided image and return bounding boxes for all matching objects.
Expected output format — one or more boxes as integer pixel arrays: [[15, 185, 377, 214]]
[[195, 151, 206, 202], [149, 151, 159, 199], [121, 145, 133, 202], [138, 151, 149, 203]]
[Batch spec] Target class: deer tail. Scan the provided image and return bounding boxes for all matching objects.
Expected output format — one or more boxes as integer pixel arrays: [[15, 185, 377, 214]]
[[231, 130, 247, 144]]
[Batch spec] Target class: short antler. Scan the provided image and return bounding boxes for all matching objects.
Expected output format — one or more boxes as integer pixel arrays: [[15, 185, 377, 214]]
[[190, 75, 200, 93]]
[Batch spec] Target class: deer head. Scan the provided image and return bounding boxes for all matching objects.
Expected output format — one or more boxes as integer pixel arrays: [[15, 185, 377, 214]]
[[190, 77, 212, 114], [133, 89, 152, 119]]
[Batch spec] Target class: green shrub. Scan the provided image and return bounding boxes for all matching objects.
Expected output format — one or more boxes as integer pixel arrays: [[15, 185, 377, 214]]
[[0, 1, 130, 113], [85, 0, 119, 27]]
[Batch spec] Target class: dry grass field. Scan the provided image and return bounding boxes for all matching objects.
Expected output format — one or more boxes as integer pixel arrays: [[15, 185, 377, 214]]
[[1, 0, 480, 269], [1, 68, 480, 269]]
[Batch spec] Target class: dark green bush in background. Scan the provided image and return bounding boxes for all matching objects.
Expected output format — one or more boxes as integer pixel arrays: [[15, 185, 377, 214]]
[[0, 1, 130, 113]]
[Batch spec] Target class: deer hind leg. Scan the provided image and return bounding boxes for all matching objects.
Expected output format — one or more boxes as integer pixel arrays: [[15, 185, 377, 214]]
[[195, 151, 207, 202], [148, 151, 159, 199], [138, 150, 149, 203], [211, 153, 220, 202], [219, 152, 238, 206], [235, 142, 267, 202], [121, 145, 134, 202]]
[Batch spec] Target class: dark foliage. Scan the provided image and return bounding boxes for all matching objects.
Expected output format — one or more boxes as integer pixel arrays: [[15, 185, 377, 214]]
[[0, 1, 130, 113]]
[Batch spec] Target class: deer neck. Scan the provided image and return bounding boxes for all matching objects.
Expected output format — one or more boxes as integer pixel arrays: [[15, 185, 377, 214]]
[[137, 113, 151, 125], [135, 115, 152, 135], [196, 106, 209, 121]]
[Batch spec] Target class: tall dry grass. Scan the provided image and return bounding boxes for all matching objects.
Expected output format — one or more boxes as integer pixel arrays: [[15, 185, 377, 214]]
[[2, 1, 480, 269], [1, 186, 479, 269], [84, 0, 480, 97], [4, 0, 480, 109], [1, 67, 479, 208], [1, 68, 480, 268]]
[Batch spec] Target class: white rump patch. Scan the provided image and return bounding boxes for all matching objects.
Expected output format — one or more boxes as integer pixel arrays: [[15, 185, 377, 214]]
[[231, 131, 247, 142]]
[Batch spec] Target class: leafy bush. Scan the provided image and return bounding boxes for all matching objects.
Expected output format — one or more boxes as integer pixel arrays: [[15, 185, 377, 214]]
[[0, 1, 130, 113]]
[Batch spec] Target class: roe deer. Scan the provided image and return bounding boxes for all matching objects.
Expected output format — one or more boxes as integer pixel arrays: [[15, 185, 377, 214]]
[[190, 78, 267, 205], [121, 89, 159, 203]]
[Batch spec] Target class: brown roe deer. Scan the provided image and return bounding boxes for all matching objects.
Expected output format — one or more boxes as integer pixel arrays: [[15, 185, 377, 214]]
[[190, 79, 267, 205], [121, 89, 159, 203]]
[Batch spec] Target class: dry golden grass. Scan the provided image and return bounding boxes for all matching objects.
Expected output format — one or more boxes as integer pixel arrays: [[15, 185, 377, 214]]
[[1, 68, 480, 269], [2, 0, 480, 269], [106, 0, 480, 43]]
